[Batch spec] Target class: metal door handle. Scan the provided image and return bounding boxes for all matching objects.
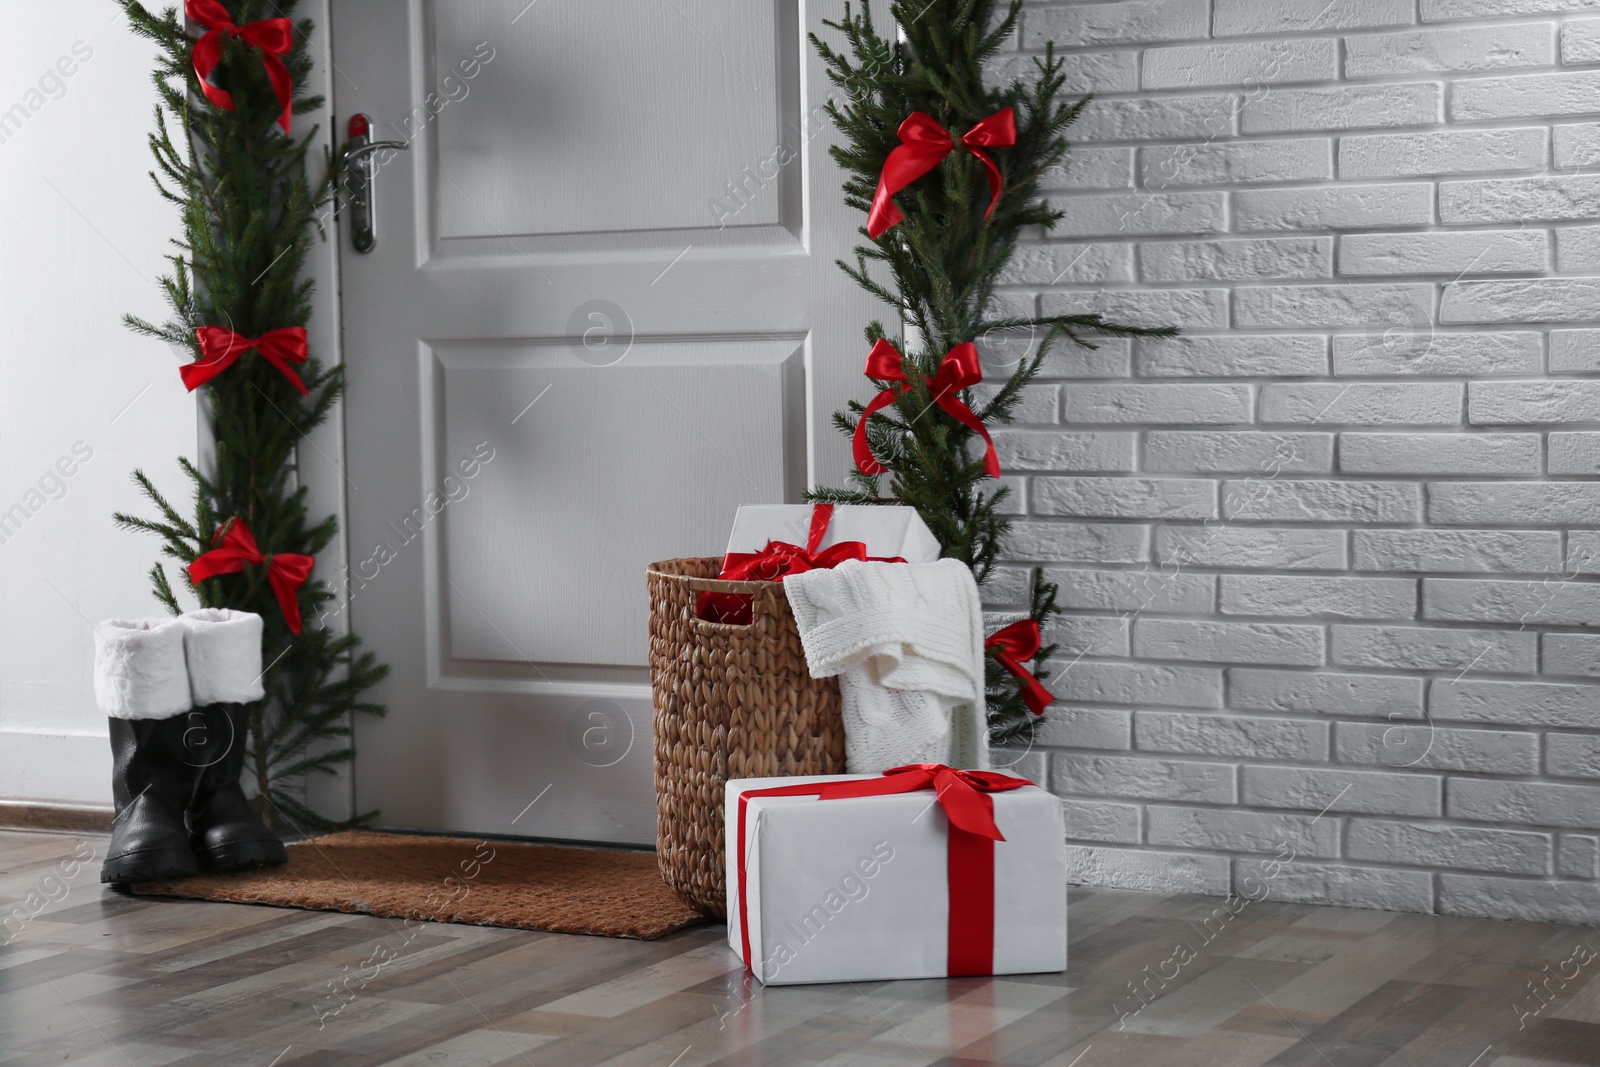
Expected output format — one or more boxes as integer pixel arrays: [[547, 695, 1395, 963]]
[[343, 114, 409, 254]]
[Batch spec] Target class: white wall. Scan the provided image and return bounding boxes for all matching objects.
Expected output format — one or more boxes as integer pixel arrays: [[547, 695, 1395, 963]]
[[0, 3, 197, 807], [991, 0, 1600, 924]]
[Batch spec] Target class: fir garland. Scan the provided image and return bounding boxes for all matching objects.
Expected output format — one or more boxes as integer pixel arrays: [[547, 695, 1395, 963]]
[[808, 0, 1176, 743], [115, 0, 386, 829]]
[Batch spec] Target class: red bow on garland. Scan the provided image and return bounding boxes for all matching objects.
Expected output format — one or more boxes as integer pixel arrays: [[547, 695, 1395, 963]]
[[985, 619, 1054, 716], [181, 326, 309, 396], [697, 504, 905, 624], [186, 0, 296, 134], [188, 518, 314, 634], [867, 108, 1016, 239], [853, 338, 1000, 479]]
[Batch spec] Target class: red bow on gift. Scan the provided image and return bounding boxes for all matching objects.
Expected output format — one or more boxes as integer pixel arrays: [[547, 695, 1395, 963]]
[[815, 763, 1032, 840], [867, 108, 1016, 239], [181, 326, 309, 396], [188, 518, 314, 634], [720, 503, 893, 581], [697, 504, 905, 624], [186, 0, 296, 134], [986, 619, 1054, 716], [736, 764, 1035, 978], [853, 338, 1000, 479]]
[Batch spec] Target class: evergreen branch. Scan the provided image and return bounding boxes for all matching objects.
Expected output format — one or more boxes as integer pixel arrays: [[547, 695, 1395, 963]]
[[810, 0, 1175, 738], [979, 313, 1180, 340], [149, 563, 181, 615], [117, 0, 388, 824]]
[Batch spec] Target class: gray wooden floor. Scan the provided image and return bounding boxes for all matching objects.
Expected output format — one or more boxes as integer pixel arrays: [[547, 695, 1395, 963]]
[[4, 829, 1599, 1066]]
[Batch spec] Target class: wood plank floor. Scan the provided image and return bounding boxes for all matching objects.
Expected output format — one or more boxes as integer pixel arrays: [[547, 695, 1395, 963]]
[[3, 829, 1599, 1066]]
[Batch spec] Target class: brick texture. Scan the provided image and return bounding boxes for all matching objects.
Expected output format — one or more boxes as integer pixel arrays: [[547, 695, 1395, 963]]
[[1000, 0, 1600, 926]]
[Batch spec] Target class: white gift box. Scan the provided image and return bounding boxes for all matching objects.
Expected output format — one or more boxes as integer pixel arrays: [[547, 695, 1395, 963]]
[[725, 773, 1068, 986], [723, 504, 941, 564]]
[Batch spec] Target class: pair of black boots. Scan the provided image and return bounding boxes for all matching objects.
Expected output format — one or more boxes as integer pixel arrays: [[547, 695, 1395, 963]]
[[94, 610, 287, 885], [104, 705, 289, 884]]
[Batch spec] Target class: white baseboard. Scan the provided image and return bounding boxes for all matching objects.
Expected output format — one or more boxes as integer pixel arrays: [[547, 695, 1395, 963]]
[[0, 730, 109, 807]]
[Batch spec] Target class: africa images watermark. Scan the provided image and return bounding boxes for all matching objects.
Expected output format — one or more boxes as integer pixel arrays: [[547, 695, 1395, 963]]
[[314, 440, 495, 627], [1513, 939, 1598, 1030], [1111, 840, 1298, 1029], [0, 440, 95, 547], [707, 49, 895, 230], [310, 839, 497, 1027], [1044, 435, 1303, 692], [0, 40, 94, 147], [382, 41, 496, 157], [759, 839, 897, 978], [305, 40, 497, 236], [1, 840, 97, 945]]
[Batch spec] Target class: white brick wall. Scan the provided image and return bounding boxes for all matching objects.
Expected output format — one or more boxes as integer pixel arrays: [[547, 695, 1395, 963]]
[[992, 0, 1600, 925]]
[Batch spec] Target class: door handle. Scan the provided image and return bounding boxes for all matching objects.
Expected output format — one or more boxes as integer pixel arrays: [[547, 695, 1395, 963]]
[[342, 114, 409, 254]]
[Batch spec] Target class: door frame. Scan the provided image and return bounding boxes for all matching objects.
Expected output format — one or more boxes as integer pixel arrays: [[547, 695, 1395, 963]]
[[294, 0, 357, 826]]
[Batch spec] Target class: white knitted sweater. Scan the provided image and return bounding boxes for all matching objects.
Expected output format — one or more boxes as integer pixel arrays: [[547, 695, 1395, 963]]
[[783, 558, 990, 772]]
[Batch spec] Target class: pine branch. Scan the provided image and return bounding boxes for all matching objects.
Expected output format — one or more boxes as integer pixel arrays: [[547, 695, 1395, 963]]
[[978, 313, 1179, 341], [149, 564, 181, 615], [116, 0, 387, 823], [809, 0, 1176, 737]]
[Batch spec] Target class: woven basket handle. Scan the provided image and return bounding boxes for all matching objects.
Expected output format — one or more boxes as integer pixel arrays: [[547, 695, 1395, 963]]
[[648, 559, 826, 741], [683, 574, 789, 637]]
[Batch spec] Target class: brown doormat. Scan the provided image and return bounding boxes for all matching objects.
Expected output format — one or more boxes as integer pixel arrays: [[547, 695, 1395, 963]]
[[128, 830, 711, 940]]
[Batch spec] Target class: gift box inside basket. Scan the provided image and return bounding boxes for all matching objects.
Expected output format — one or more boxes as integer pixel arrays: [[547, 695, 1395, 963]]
[[725, 767, 1067, 986], [697, 503, 941, 624]]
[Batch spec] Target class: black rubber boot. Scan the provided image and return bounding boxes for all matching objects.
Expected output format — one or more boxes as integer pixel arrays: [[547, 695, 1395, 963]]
[[183, 704, 288, 872], [102, 717, 202, 885]]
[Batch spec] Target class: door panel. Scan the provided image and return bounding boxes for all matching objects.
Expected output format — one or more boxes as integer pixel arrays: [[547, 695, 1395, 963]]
[[433, 337, 803, 666], [431, 0, 794, 237], [330, 0, 878, 843]]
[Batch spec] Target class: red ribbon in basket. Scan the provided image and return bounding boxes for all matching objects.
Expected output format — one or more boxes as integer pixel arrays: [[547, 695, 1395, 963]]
[[695, 504, 904, 625], [986, 619, 1054, 716], [734, 764, 1035, 978]]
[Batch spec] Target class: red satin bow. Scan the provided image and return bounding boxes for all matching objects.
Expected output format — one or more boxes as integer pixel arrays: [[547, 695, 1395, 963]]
[[698, 504, 905, 624], [187, 0, 295, 134], [736, 764, 1034, 978], [867, 108, 1016, 239], [188, 518, 314, 634], [720, 504, 891, 580], [182, 326, 309, 396], [853, 338, 1000, 479], [986, 619, 1054, 716], [816, 763, 1032, 840]]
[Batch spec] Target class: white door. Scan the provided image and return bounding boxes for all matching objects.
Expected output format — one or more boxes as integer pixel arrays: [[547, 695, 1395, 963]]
[[327, 0, 877, 843]]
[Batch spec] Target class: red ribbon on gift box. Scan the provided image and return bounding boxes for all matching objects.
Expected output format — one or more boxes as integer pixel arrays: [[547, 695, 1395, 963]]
[[986, 619, 1054, 716], [867, 109, 1016, 239], [186, 0, 296, 134], [189, 518, 314, 634], [853, 338, 1000, 480], [181, 326, 310, 396], [696, 503, 905, 624], [734, 763, 1034, 979]]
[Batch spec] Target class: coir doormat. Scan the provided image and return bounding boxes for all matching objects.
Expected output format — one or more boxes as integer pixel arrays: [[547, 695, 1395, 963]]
[[130, 830, 710, 940]]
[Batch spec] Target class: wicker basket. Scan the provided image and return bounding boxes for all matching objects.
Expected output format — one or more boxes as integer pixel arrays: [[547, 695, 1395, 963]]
[[646, 557, 845, 918]]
